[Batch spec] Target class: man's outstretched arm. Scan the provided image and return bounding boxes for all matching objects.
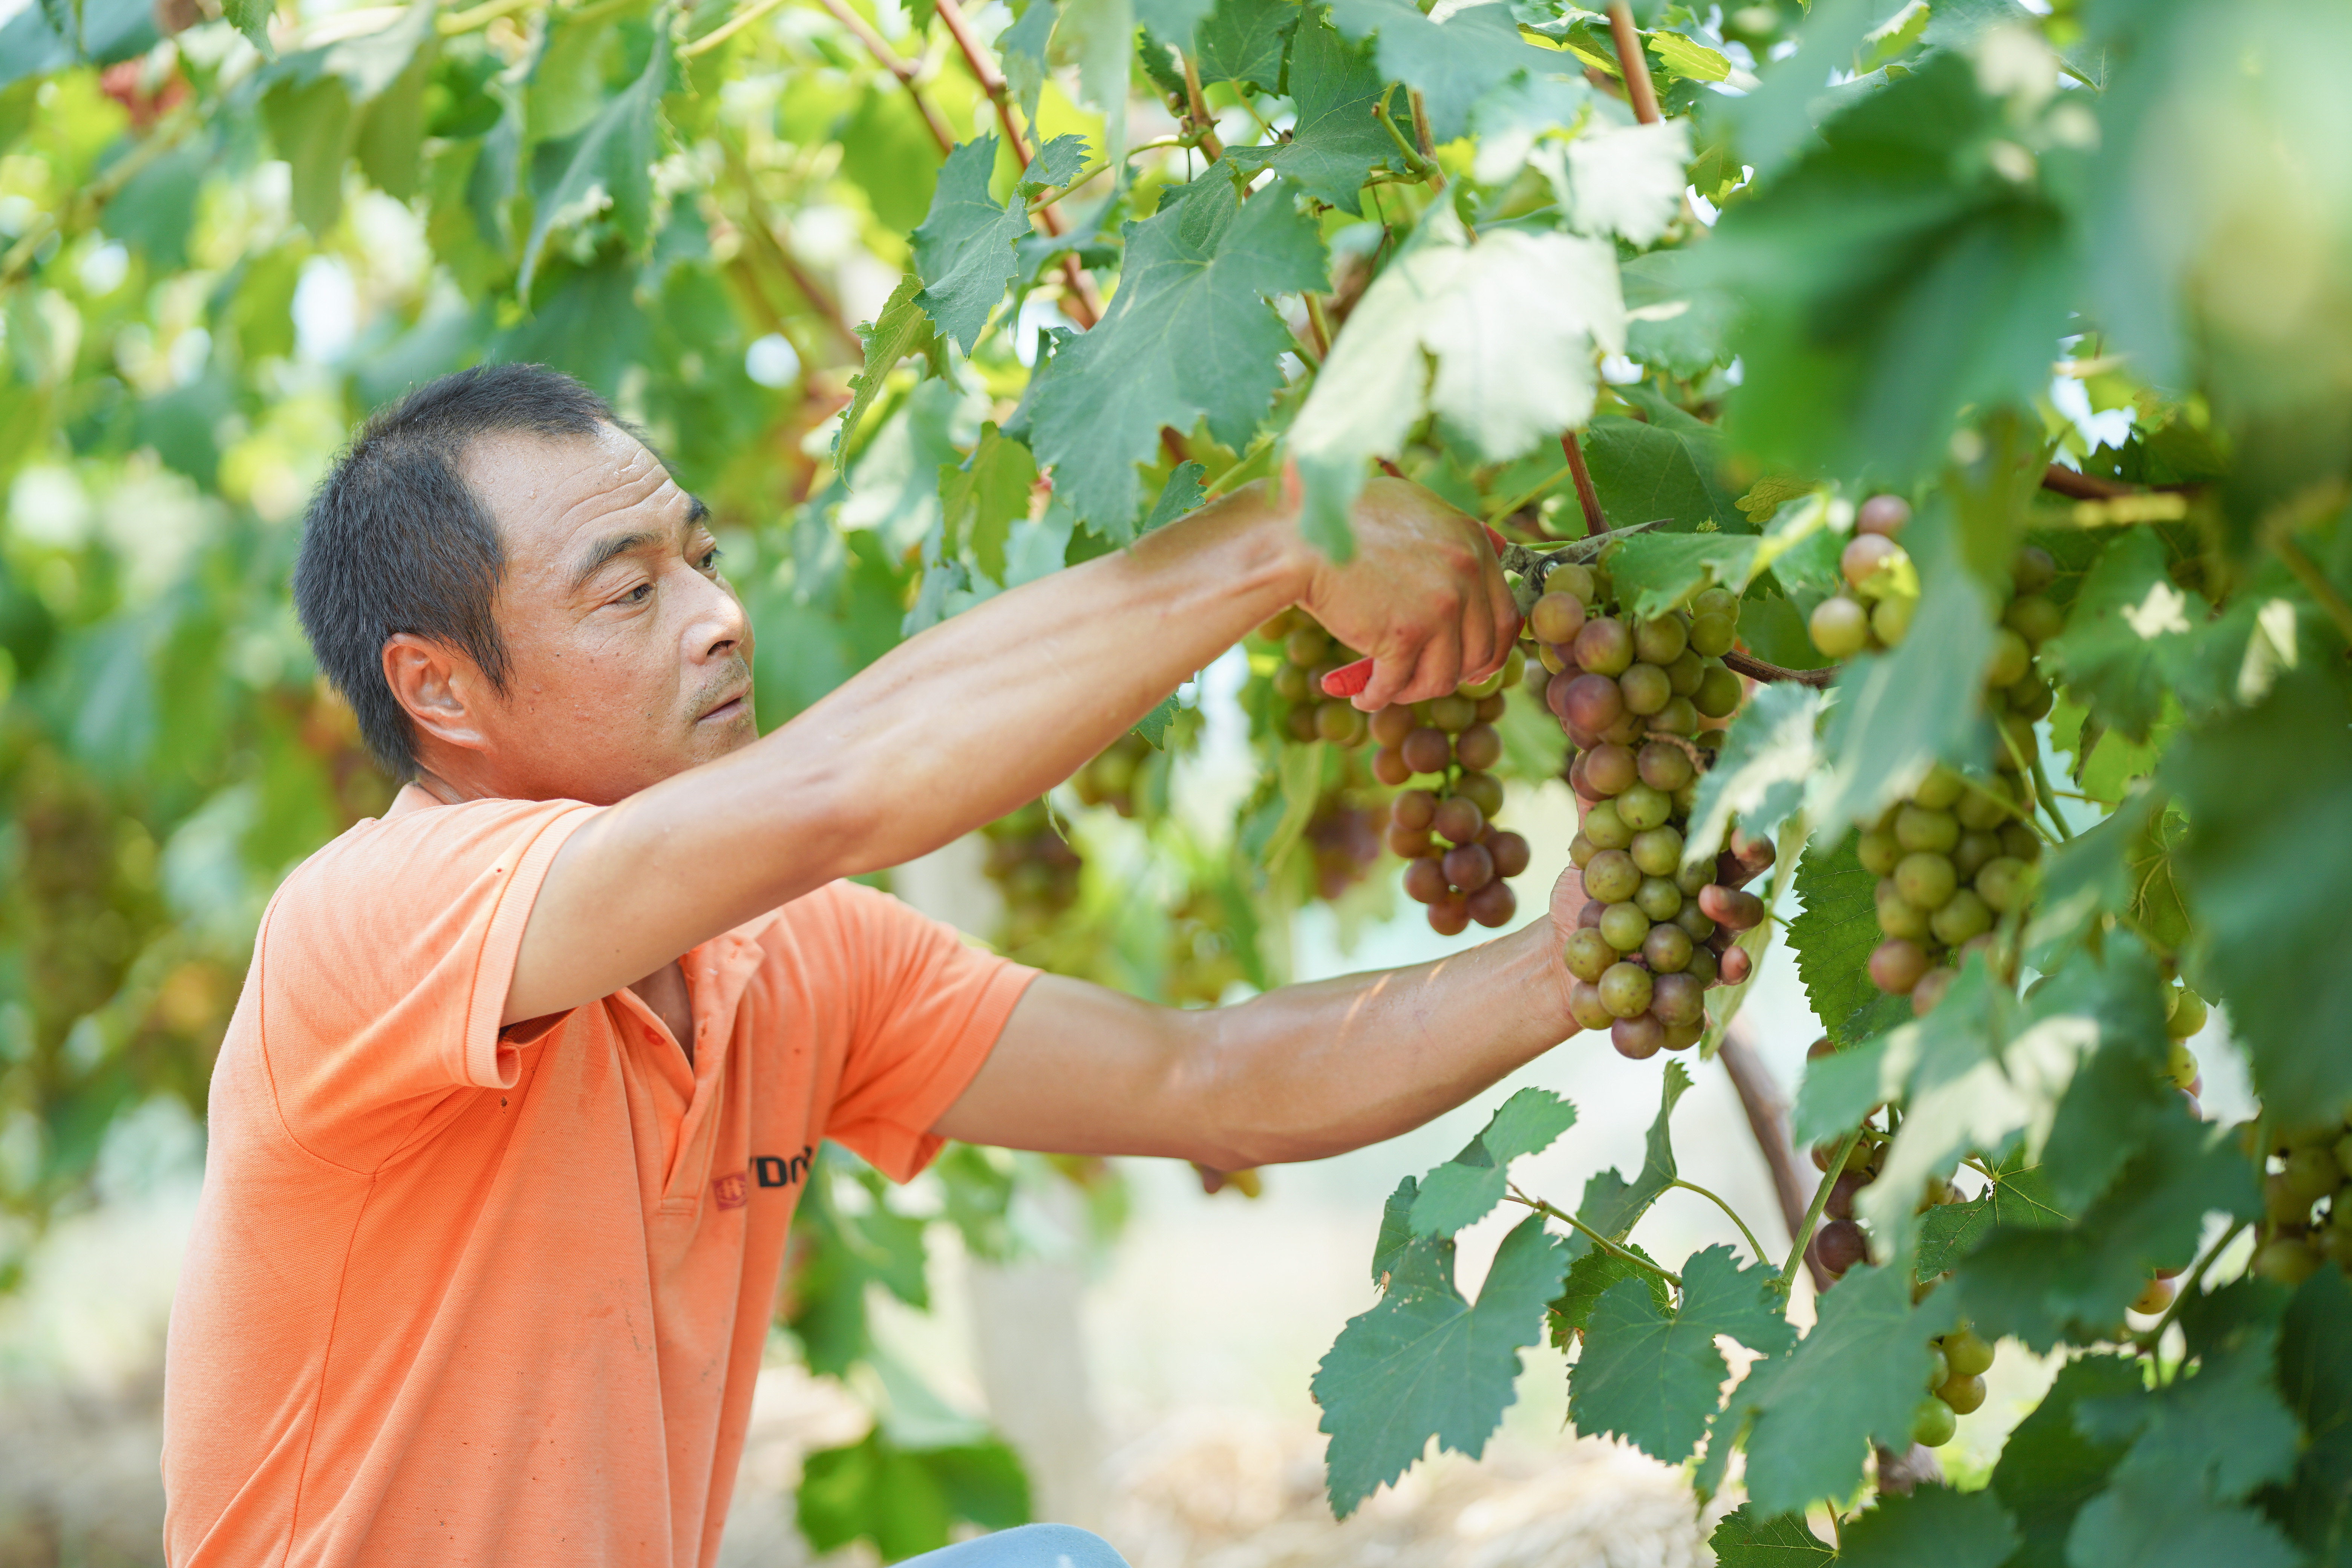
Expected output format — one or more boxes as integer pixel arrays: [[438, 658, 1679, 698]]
[[505, 478, 1516, 1025]]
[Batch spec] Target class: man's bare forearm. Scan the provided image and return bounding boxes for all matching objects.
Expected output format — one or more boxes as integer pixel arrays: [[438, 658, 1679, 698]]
[[933, 919, 1582, 1168]]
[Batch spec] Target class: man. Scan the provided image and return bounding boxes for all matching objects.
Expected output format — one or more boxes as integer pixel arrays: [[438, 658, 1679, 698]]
[[160, 363, 1589, 1567]]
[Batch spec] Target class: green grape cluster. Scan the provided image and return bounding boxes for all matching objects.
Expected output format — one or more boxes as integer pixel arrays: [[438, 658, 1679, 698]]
[[1370, 657, 1531, 935], [1537, 563, 1762, 1058], [1806, 495, 1922, 657], [1255, 609, 1375, 746], [2160, 976, 2210, 1113], [1914, 1323, 1997, 1450], [1069, 732, 1152, 816], [2249, 1114, 2352, 1286], [980, 800, 1083, 950]]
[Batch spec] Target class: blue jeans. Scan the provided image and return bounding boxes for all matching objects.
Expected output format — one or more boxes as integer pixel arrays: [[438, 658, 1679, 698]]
[[897, 1524, 1132, 1568]]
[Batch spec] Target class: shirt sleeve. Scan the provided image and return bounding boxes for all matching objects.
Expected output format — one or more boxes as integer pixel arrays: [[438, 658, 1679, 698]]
[[813, 882, 1038, 1182], [256, 796, 599, 1171]]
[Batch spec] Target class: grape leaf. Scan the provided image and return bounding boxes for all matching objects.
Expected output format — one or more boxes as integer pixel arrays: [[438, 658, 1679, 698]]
[[1837, 1485, 2020, 1568], [1581, 401, 1745, 535], [1787, 830, 1909, 1051], [1683, 682, 1822, 867], [1220, 12, 1395, 213], [2041, 529, 2209, 744], [1189, 0, 1293, 90], [1027, 173, 1326, 540], [1371, 1174, 1418, 1288], [1572, 1058, 1691, 1244], [1646, 29, 1730, 83], [518, 24, 671, 296], [2270, 1268, 2352, 1562], [1620, 246, 1736, 378], [1558, 119, 1693, 247], [2066, 1480, 2301, 1568], [1291, 204, 1622, 557], [1951, 1119, 2259, 1354], [998, 0, 1052, 121], [1740, 1262, 1960, 1515], [1708, 1506, 1834, 1568], [1139, 460, 1205, 534], [939, 424, 1036, 586], [798, 1428, 1031, 1562], [1605, 530, 1763, 620], [1792, 1034, 1886, 1148], [1323, 0, 1550, 141], [1916, 1148, 2066, 1280], [1313, 1212, 1568, 1517], [1988, 1353, 2144, 1568], [2028, 936, 2177, 1214], [1567, 1245, 1793, 1464], [2166, 664, 2352, 1121], [836, 275, 943, 468], [1547, 1239, 1670, 1341], [911, 133, 1089, 354], [1408, 1086, 1577, 1236]]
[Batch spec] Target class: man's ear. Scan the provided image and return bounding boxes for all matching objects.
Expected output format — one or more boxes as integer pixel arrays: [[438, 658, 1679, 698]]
[[383, 634, 493, 755]]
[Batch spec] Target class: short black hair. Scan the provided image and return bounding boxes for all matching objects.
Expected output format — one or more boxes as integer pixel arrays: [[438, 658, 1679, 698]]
[[294, 364, 616, 777]]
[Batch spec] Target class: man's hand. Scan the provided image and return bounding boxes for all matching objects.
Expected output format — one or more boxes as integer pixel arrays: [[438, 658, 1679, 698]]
[[1288, 475, 1521, 710]]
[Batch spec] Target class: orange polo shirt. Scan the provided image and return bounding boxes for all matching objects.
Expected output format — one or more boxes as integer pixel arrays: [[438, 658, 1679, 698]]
[[160, 787, 1035, 1567]]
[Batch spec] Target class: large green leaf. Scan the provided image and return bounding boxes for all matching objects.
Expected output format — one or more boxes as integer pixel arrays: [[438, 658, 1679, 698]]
[[1786, 829, 1909, 1052], [798, 1429, 1031, 1561], [1709, 1506, 1835, 1568], [1323, 0, 1550, 141], [1581, 403, 1746, 534], [1837, 1486, 2019, 1568], [1221, 12, 1400, 213], [1567, 1245, 1792, 1464], [1571, 1058, 1692, 1244], [1407, 1086, 1577, 1236], [517, 24, 671, 295], [1312, 1212, 1568, 1516], [1683, 682, 1821, 866], [1026, 174, 1326, 539], [909, 133, 1089, 354]]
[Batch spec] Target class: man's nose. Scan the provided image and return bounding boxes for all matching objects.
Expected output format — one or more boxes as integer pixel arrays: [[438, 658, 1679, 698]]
[[686, 570, 751, 663]]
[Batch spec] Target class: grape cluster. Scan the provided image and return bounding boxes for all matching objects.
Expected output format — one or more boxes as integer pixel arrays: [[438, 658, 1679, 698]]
[[1258, 609, 1374, 747], [1537, 564, 1762, 1057], [1304, 790, 1386, 902], [1914, 1324, 1997, 1449], [1806, 494, 1920, 657], [1368, 662, 1531, 934], [980, 799, 1082, 950], [2159, 977, 2209, 1113], [2250, 1113, 2352, 1286], [1069, 733, 1152, 817]]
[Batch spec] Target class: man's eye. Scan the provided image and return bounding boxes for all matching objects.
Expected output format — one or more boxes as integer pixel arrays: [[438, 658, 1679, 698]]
[[698, 547, 721, 571], [619, 582, 653, 605]]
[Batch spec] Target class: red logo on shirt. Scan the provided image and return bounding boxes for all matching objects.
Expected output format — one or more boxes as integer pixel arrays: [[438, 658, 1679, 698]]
[[713, 1171, 749, 1210]]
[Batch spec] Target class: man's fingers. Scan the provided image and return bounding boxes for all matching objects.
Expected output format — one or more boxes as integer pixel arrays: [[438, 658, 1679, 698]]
[[1396, 634, 1464, 705], [1322, 656, 1375, 700], [1354, 635, 1427, 711]]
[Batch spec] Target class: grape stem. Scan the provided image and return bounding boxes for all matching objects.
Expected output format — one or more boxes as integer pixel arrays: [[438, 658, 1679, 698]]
[[2028, 752, 2075, 842], [1776, 1123, 1868, 1297], [1722, 650, 1838, 688], [1560, 431, 1608, 537], [1507, 1185, 1684, 1290], [1372, 88, 1440, 183], [2135, 1217, 2251, 1363], [1669, 1178, 1770, 1265], [1606, 1, 1664, 125]]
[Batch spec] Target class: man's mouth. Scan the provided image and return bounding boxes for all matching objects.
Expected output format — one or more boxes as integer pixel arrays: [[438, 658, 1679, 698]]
[[697, 688, 752, 723]]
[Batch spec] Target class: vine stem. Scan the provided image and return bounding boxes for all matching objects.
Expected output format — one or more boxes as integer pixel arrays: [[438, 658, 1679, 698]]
[[1777, 1123, 1866, 1297], [1179, 50, 1227, 162], [1508, 1185, 1684, 1290], [679, 0, 790, 56], [812, 0, 957, 155], [1372, 88, 1435, 181], [1722, 649, 1838, 688], [2136, 1217, 2251, 1360], [1, 105, 199, 287], [1606, 1, 1662, 125], [932, 0, 1106, 328], [1670, 1178, 1770, 1265], [718, 136, 864, 357], [1407, 87, 1446, 194], [2028, 750, 2076, 842], [1560, 430, 1606, 537]]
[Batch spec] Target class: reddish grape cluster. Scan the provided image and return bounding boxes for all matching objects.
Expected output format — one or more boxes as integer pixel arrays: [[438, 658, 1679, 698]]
[[1257, 609, 1375, 746], [1070, 732, 1152, 816], [1304, 793, 1385, 902], [981, 799, 1082, 950], [1367, 656, 1532, 935], [1533, 561, 1762, 1057]]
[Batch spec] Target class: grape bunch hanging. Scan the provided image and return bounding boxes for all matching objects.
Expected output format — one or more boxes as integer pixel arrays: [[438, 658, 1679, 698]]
[[2250, 1110, 2352, 1286], [1258, 609, 1375, 747], [1539, 560, 1762, 1057], [980, 799, 1082, 951], [1366, 658, 1531, 936]]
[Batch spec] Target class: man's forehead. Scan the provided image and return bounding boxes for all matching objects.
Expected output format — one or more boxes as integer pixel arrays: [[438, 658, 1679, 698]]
[[461, 422, 678, 555]]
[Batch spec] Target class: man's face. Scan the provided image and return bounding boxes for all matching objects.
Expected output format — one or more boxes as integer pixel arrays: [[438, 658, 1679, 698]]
[[448, 421, 758, 804]]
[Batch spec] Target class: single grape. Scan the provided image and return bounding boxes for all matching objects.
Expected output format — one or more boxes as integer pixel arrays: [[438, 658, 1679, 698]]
[[1315, 702, 1367, 745], [1573, 617, 1635, 677], [1636, 741, 1694, 793], [1583, 849, 1642, 905], [1674, 858, 1712, 897], [1699, 884, 1766, 931], [1612, 1013, 1665, 1060], [1529, 591, 1587, 645], [1569, 833, 1598, 870], [1652, 971, 1705, 1026], [1634, 616, 1689, 666], [1370, 704, 1416, 748], [1393, 789, 1437, 831], [1870, 937, 1931, 994], [2130, 1276, 2176, 1317], [1693, 665, 1743, 719], [2254, 1236, 2320, 1287], [1538, 642, 1570, 676], [1433, 795, 1485, 845], [1577, 900, 1606, 930], [1927, 1346, 1951, 1389], [1912, 1393, 1960, 1445], [1620, 663, 1672, 716], [1951, 829, 2000, 881], [1550, 562, 1597, 603], [1912, 765, 1964, 810], [1457, 772, 1504, 817], [1475, 691, 1508, 724], [1488, 831, 1532, 879], [1929, 888, 1992, 946], [1600, 962, 1655, 1019], [1649, 696, 1700, 737], [1600, 901, 1653, 952], [1444, 842, 1496, 894], [1675, 903, 1717, 942], [1842, 533, 1904, 590], [1598, 709, 1648, 748], [1565, 928, 1617, 982], [1466, 879, 1517, 928], [1643, 923, 1694, 973], [1403, 856, 1449, 904], [1999, 821, 2043, 862], [1857, 828, 1902, 877], [1257, 609, 1297, 642], [2283, 1146, 2343, 1205], [1913, 966, 1957, 1014], [1997, 708, 2038, 763], [1372, 748, 1412, 787], [2004, 594, 2064, 645], [1635, 876, 1684, 922], [1810, 596, 1871, 659], [1872, 594, 1916, 646], [1428, 897, 1470, 936], [1894, 851, 1958, 910], [1618, 784, 1673, 831], [1941, 1327, 1994, 1377], [1562, 673, 1627, 734], [1816, 1219, 1871, 1275], [2007, 676, 2054, 721], [2166, 987, 2208, 1039], [1568, 980, 1617, 1032], [1386, 824, 1433, 858], [1584, 801, 1634, 851], [1661, 1020, 1705, 1052], [1427, 694, 1478, 733], [1285, 624, 1331, 666], [1826, 1170, 1866, 1220], [1401, 727, 1452, 775], [1983, 630, 2034, 693], [1895, 804, 1961, 853], [1273, 662, 1311, 702], [1665, 649, 1706, 698], [1631, 825, 1685, 877], [1857, 494, 1912, 536], [1684, 946, 1720, 985], [1455, 723, 1503, 772], [1688, 612, 1737, 658], [1808, 1035, 1837, 1060], [1973, 856, 2034, 913], [1585, 743, 1638, 796], [2012, 544, 2056, 594], [1283, 706, 1320, 743], [1692, 586, 1741, 619]]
